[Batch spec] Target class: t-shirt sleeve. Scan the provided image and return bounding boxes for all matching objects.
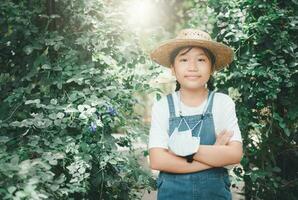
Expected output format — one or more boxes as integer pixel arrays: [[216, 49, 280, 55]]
[[148, 98, 169, 149], [218, 95, 243, 170], [221, 96, 242, 143]]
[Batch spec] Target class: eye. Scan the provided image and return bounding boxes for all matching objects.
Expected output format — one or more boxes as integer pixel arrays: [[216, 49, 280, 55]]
[[179, 58, 188, 62], [198, 58, 206, 62]]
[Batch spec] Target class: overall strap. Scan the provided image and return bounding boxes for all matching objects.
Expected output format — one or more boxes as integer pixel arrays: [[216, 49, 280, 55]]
[[205, 91, 215, 114], [166, 94, 176, 118]]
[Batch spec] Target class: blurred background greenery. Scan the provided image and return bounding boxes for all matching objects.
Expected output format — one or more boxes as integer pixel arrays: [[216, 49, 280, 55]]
[[0, 0, 297, 199]]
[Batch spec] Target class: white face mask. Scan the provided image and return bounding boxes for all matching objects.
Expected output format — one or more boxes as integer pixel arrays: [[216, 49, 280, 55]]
[[168, 127, 200, 157], [167, 91, 213, 157]]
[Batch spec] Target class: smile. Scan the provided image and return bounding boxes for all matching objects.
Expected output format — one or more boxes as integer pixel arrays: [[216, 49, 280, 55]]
[[185, 75, 201, 80]]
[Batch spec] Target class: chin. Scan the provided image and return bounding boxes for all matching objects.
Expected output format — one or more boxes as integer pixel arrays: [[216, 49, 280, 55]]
[[183, 84, 205, 90]]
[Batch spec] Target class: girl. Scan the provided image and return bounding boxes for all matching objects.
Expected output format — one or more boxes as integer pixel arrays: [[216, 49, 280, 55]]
[[148, 29, 243, 199]]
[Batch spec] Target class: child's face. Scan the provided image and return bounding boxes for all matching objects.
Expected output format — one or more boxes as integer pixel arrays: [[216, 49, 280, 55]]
[[171, 47, 212, 91]]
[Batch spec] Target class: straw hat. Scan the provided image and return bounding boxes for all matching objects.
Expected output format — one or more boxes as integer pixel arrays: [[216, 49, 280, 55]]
[[150, 28, 234, 71]]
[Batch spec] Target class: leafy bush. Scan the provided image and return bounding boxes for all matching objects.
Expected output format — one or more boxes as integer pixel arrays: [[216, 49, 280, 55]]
[[207, 0, 298, 199], [0, 0, 155, 199]]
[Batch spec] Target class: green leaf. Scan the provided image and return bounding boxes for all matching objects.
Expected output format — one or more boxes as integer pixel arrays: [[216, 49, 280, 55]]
[[56, 112, 65, 119], [7, 186, 16, 194], [15, 191, 27, 198], [109, 159, 117, 165], [50, 99, 57, 105], [0, 136, 10, 143], [23, 45, 33, 55], [49, 159, 58, 165], [49, 113, 57, 120], [25, 99, 41, 105]]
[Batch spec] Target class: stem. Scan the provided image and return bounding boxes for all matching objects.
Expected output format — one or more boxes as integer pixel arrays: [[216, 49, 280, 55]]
[[99, 114, 105, 199], [2, 102, 22, 122]]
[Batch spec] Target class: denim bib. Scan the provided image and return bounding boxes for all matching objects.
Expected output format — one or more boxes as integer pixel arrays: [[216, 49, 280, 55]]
[[156, 90, 232, 200]]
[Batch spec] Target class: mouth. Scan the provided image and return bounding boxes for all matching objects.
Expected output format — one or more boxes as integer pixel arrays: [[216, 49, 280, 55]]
[[185, 75, 201, 80]]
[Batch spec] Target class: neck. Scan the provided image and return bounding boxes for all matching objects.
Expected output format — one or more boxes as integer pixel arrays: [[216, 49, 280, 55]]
[[179, 87, 209, 107]]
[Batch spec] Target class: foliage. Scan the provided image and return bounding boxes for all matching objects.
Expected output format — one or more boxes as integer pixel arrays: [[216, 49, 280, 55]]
[[0, 0, 155, 199], [206, 0, 298, 199]]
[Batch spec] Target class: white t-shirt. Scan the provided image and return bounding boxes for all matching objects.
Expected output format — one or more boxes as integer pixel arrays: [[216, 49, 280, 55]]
[[148, 91, 242, 169]]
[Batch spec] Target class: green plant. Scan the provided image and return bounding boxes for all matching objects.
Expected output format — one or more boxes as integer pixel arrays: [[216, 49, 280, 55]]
[[0, 0, 155, 199], [208, 0, 298, 199]]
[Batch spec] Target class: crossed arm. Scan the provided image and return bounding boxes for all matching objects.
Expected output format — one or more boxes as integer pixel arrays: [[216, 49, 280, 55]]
[[149, 130, 243, 173]]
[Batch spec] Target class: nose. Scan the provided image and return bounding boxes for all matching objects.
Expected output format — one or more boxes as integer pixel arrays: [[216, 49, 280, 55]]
[[188, 59, 198, 71]]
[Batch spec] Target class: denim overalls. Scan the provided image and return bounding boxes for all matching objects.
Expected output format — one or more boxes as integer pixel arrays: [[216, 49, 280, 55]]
[[156, 90, 232, 200]]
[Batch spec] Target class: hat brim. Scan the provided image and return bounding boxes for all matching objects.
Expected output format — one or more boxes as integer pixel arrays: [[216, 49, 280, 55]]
[[150, 39, 234, 71]]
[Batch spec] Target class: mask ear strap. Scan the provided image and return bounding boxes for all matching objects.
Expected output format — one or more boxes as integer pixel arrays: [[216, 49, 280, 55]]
[[191, 119, 202, 131], [202, 90, 213, 114], [177, 90, 213, 132], [195, 92, 213, 137], [176, 118, 184, 130], [182, 117, 191, 130], [176, 116, 191, 131], [197, 120, 204, 138]]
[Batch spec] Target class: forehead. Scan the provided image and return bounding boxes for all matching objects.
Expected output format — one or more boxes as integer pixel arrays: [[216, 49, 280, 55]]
[[176, 47, 206, 57]]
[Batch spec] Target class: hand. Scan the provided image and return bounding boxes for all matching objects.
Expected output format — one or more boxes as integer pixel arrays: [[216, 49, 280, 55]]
[[168, 128, 200, 156], [214, 129, 233, 146]]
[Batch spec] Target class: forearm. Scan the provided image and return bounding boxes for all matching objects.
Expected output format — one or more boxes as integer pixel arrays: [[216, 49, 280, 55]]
[[149, 148, 212, 173], [193, 143, 243, 167]]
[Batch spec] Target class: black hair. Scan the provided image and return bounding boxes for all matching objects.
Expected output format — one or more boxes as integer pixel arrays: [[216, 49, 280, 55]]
[[169, 46, 216, 91]]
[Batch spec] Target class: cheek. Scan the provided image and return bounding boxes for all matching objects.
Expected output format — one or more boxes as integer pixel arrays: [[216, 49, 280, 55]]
[[175, 70, 184, 80], [173, 64, 184, 75], [202, 63, 212, 74]]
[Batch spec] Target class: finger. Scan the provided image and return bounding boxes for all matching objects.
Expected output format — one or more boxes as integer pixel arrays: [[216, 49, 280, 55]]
[[215, 129, 232, 145], [217, 129, 226, 139], [229, 131, 234, 137], [216, 130, 228, 141], [226, 130, 234, 139], [215, 137, 225, 145], [222, 130, 232, 139], [224, 129, 231, 136], [219, 129, 227, 135], [223, 131, 234, 144]]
